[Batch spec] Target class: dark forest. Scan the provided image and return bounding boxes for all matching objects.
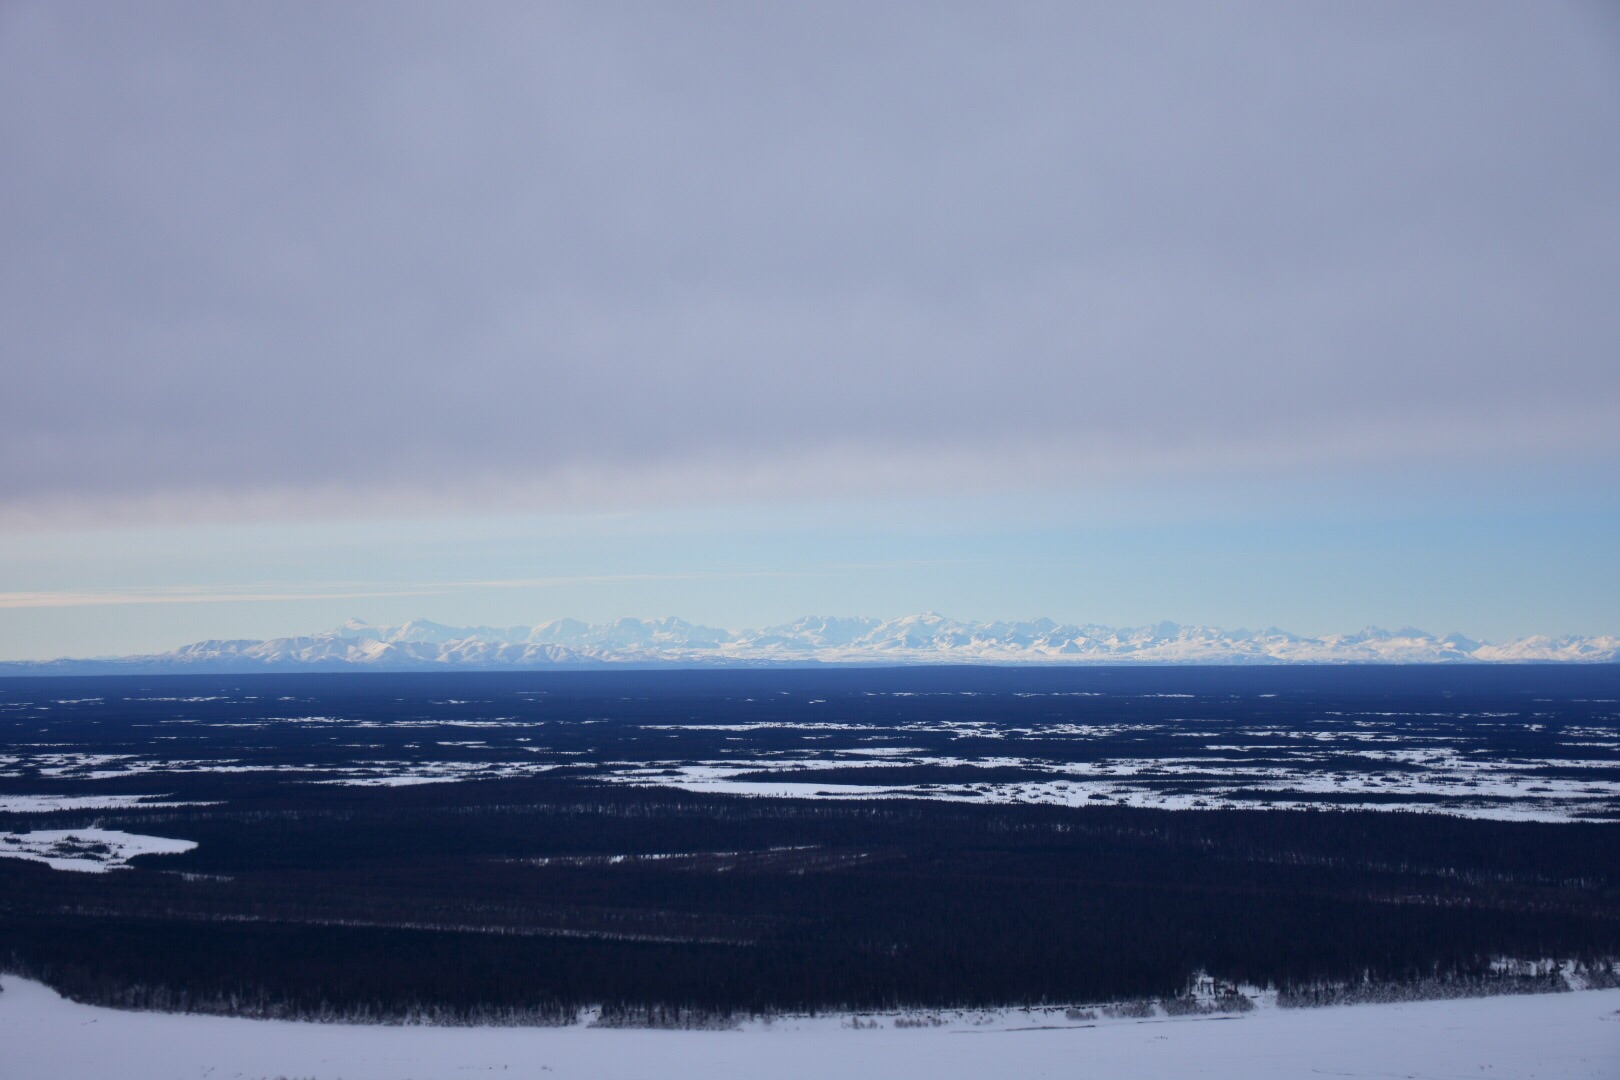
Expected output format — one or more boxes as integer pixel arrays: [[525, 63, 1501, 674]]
[[2, 669, 1617, 1022]]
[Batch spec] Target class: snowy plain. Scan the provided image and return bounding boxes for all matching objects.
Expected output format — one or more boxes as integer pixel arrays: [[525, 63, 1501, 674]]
[[6, 677, 1617, 822], [1, 976, 1616, 1080]]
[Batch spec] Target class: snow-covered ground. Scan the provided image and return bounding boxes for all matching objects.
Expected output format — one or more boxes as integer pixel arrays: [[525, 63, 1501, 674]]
[[1, 976, 1615, 1080], [0, 828, 196, 872], [0, 794, 209, 814]]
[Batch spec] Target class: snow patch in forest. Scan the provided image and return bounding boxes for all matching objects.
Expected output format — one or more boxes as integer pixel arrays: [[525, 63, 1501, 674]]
[[0, 794, 214, 814], [0, 828, 196, 872]]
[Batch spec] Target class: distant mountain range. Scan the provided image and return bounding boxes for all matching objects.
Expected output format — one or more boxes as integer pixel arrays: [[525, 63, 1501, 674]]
[[3, 615, 1617, 674]]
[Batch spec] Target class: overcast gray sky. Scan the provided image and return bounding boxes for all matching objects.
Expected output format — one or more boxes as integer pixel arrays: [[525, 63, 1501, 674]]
[[5, 1, 1617, 525], [3, 3, 1619, 658]]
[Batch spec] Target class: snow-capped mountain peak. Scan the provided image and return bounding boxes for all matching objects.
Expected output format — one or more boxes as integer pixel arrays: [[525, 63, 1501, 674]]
[[6, 616, 1617, 673]]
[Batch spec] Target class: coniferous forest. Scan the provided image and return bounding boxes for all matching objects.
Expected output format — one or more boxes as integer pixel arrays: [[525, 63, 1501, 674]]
[[1, 668, 1617, 1022]]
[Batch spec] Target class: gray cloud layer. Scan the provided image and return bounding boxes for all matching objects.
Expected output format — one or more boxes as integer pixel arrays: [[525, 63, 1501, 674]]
[[4, 2, 1618, 523]]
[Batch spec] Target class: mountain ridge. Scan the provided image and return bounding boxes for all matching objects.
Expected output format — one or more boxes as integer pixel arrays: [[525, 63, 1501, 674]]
[[3, 616, 1617, 674]]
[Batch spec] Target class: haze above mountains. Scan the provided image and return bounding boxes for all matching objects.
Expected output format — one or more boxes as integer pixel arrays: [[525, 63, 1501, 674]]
[[4, 615, 1616, 674]]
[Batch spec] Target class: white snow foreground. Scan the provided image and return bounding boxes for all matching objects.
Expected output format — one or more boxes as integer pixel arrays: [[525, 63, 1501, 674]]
[[19, 613, 1620, 671], [1, 977, 1616, 1080], [0, 828, 196, 872]]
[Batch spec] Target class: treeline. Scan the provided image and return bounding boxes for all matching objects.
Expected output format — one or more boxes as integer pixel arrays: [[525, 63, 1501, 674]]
[[1276, 965, 1608, 1008]]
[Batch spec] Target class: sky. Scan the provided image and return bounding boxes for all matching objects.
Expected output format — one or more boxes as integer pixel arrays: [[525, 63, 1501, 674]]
[[2, 2, 1618, 660]]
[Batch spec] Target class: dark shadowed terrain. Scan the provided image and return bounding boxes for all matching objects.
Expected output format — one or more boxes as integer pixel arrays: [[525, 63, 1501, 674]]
[[1, 667, 1617, 1020]]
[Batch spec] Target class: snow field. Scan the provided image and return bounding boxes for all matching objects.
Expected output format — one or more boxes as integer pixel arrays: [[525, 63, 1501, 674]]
[[0, 828, 197, 872], [1, 976, 1617, 1080]]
